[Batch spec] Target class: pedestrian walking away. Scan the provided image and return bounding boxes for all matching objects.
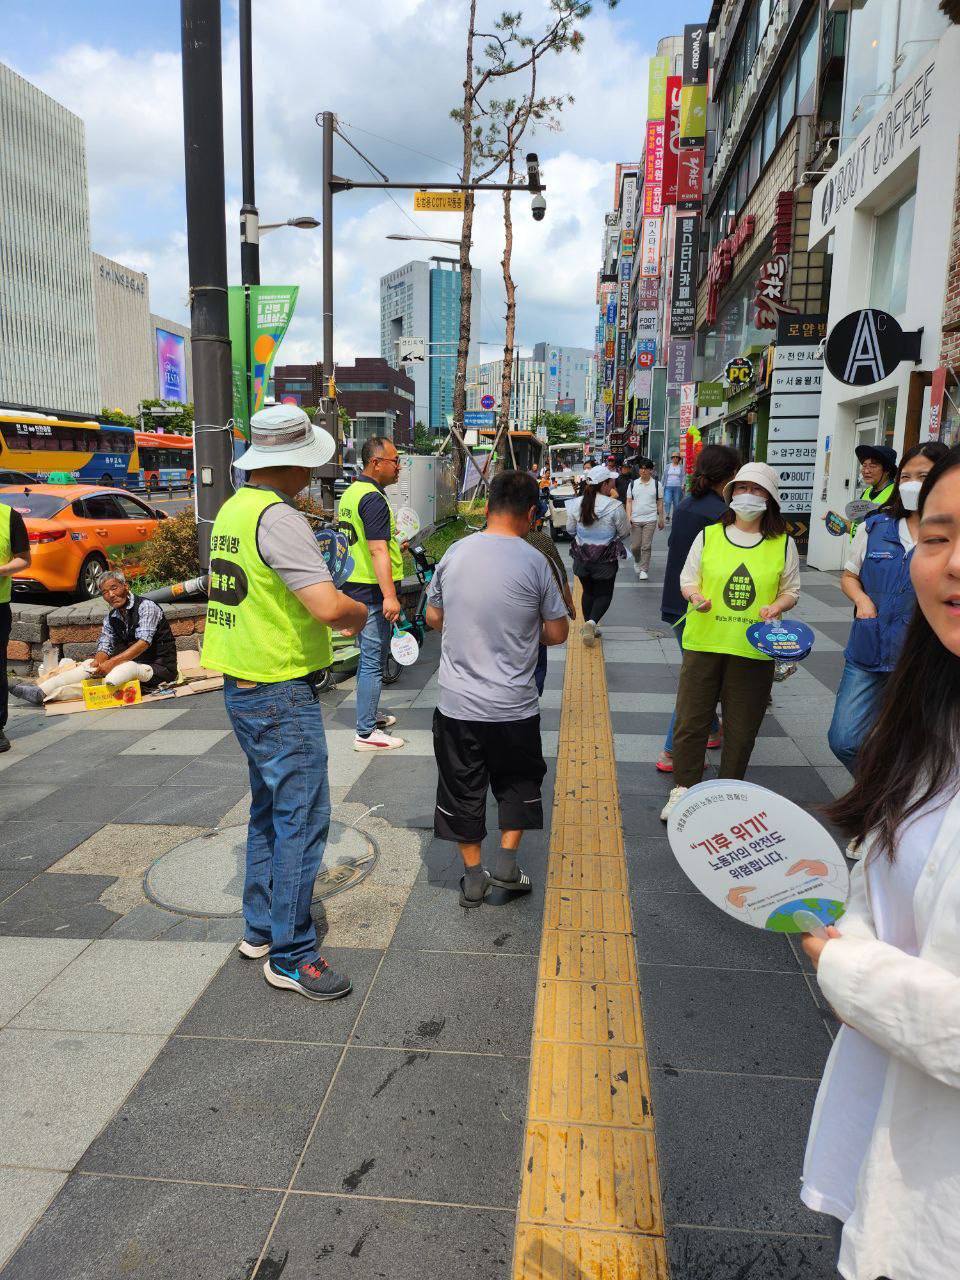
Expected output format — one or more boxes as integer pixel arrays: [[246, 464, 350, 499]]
[[201, 405, 368, 1002], [338, 435, 407, 751], [828, 442, 949, 773], [426, 470, 569, 907], [800, 445, 960, 1280], [11, 569, 177, 708], [566, 463, 629, 647], [663, 449, 685, 522], [0, 495, 30, 752], [614, 458, 635, 506], [625, 456, 665, 580], [660, 461, 801, 821], [524, 522, 576, 695], [657, 444, 740, 774]]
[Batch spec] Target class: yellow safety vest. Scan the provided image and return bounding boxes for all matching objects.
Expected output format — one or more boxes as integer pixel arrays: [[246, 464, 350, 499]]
[[0, 504, 12, 604], [682, 524, 788, 662], [200, 488, 333, 681], [338, 479, 404, 585], [851, 479, 896, 540]]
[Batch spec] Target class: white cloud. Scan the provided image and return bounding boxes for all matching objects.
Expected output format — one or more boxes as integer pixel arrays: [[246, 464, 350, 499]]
[[15, 1, 657, 364]]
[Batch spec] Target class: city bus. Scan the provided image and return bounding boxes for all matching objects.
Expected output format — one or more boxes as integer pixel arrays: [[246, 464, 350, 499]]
[[0, 411, 137, 485], [134, 432, 194, 492]]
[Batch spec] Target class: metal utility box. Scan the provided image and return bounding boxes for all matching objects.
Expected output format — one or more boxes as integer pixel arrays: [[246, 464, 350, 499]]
[[390, 456, 458, 530]]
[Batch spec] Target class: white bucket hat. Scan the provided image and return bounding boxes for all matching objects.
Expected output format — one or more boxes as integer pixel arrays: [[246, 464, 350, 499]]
[[585, 463, 618, 485], [235, 404, 336, 471], [723, 461, 780, 506]]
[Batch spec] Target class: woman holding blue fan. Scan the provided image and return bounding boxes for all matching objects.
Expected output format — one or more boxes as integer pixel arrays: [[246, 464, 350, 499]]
[[800, 446, 960, 1280], [828, 441, 949, 773], [660, 462, 801, 821]]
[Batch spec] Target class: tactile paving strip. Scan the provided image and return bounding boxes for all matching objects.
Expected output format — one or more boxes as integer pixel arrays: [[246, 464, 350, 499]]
[[513, 589, 668, 1277]]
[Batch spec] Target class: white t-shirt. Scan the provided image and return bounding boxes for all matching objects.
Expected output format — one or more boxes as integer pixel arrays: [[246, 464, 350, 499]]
[[801, 793, 954, 1221], [844, 517, 914, 576], [628, 477, 660, 524]]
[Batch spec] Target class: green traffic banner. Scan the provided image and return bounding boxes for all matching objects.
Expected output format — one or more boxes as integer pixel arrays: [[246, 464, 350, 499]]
[[228, 284, 299, 439]]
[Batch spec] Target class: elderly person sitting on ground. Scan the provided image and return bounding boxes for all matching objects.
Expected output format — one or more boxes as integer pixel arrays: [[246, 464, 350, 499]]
[[11, 570, 178, 705]]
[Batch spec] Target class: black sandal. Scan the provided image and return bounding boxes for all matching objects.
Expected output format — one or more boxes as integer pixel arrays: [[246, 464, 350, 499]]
[[459, 871, 491, 908], [487, 867, 533, 893]]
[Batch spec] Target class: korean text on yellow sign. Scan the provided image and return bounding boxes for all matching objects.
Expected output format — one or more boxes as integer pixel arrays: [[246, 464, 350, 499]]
[[414, 191, 466, 212]]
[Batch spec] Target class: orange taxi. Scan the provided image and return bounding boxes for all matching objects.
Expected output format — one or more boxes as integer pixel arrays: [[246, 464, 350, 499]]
[[0, 484, 166, 599]]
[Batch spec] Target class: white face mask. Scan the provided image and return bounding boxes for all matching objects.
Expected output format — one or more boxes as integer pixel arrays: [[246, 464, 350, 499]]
[[729, 493, 768, 519], [898, 480, 923, 511]]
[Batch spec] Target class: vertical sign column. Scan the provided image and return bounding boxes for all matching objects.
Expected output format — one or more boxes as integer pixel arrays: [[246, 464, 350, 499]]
[[767, 314, 828, 551]]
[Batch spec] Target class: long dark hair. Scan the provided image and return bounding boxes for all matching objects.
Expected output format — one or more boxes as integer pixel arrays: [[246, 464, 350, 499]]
[[689, 445, 741, 498], [882, 441, 950, 520], [826, 448, 960, 857], [579, 480, 610, 526], [720, 497, 788, 539]]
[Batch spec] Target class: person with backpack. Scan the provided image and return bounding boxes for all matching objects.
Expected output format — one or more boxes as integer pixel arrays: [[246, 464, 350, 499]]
[[625, 457, 665, 580]]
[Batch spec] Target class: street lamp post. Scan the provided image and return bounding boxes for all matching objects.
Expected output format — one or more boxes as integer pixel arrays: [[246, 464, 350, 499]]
[[238, 0, 258, 288]]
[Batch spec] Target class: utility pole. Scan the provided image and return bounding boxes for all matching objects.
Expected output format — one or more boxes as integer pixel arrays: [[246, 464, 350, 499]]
[[321, 110, 337, 452], [180, 0, 234, 568], [238, 0, 259, 287]]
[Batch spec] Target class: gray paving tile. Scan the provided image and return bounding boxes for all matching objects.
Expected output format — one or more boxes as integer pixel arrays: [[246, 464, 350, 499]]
[[666, 1226, 836, 1279], [345, 754, 438, 827], [604, 667, 679, 694], [1, 1174, 279, 1280], [114, 783, 249, 827], [793, 734, 845, 767], [631, 890, 799, 972], [176, 946, 382, 1044], [119, 729, 230, 757], [78, 1035, 341, 1186], [0, 1168, 66, 1271], [80, 706, 190, 731], [0, 785, 58, 822], [352, 949, 537, 1055], [14, 785, 159, 825], [625, 834, 697, 891], [816, 765, 853, 799], [0, 874, 119, 940], [272, 1193, 514, 1278], [651, 1068, 825, 1234], [294, 1046, 526, 1206], [744, 765, 835, 806], [0, 938, 89, 1025], [162, 758, 250, 788], [0, 820, 101, 862], [414, 830, 549, 887], [640, 964, 831, 1076], [0, 1028, 162, 1170], [391, 881, 545, 956], [99, 902, 184, 941], [11, 940, 231, 1035]]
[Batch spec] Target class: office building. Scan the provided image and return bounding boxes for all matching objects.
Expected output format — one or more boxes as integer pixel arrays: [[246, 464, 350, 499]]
[[273, 358, 416, 448], [379, 258, 482, 431], [0, 61, 99, 415], [531, 343, 596, 420], [466, 355, 546, 429]]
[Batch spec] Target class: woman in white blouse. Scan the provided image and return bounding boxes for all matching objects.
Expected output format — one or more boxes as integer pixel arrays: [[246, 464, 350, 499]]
[[801, 446, 960, 1280]]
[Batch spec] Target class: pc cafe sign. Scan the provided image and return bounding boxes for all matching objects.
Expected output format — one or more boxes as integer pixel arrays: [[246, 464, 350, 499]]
[[810, 56, 936, 247]]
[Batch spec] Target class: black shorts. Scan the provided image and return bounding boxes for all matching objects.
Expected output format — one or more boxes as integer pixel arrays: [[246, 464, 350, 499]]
[[432, 709, 547, 843]]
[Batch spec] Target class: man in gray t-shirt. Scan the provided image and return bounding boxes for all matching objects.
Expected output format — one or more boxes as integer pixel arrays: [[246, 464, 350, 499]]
[[426, 470, 568, 907]]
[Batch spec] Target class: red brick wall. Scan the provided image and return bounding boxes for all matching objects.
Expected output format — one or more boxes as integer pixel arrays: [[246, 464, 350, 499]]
[[940, 146, 960, 367]]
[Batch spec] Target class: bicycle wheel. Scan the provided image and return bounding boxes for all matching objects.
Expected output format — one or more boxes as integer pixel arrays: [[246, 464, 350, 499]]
[[382, 653, 402, 685]]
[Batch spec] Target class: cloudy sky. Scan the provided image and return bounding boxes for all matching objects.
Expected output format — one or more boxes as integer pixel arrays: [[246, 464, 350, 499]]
[[2, 0, 705, 365]]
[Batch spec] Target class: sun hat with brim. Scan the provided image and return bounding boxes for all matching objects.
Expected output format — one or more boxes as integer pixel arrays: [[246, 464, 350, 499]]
[[585, 464, 618, 485], [854, 443, 898, 472], [235, 404, 336, 470], [722, 461, 781, 506]]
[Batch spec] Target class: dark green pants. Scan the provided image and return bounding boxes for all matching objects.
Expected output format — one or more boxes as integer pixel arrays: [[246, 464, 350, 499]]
[[671, 649, 775, 787]]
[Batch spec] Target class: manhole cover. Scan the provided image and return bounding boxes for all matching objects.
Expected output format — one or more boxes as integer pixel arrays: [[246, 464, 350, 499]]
[[144, 820, 377, 918]]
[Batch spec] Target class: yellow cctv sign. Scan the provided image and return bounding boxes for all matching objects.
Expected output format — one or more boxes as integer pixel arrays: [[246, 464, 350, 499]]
[[414, 191, 466, 212]]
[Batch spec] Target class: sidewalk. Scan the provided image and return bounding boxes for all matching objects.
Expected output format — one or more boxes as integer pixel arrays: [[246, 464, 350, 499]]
[[0, 537, 851, 1279]]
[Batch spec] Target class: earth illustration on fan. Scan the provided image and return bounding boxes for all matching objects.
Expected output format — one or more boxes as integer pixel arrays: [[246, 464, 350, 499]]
[[763, 895, 847, 933]]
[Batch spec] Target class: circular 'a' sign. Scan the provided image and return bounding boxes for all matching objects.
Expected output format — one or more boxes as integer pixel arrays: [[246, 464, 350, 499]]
[[825, 309, 905, 387]]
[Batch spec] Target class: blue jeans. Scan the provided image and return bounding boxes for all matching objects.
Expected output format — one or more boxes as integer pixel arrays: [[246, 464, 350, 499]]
[[664, 485, 683, 519], [664, 618, 720, 752], [356, 603, 392, 736], [223, 676, 331, 967], [828, 658, 889, 773]]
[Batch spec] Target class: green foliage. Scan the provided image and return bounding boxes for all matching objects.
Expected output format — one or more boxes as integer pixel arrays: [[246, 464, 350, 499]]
[[100, 407, 137, 427], [133, 509, 203, 586], [535, 411, 583, 446], [140, 400, 195, 435], [411, 421, 438, 455]]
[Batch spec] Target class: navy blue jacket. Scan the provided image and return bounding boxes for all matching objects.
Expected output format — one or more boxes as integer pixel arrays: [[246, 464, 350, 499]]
[[845, 513, 916, 672], [660, 490, 727, 622]]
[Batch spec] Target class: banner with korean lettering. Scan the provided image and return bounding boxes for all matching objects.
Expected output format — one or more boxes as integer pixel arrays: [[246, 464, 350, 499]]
[[679, 84, 707, 147], [228, 283, 299, 439], [641, 216, 662, 278], [667, 337, 694, 388], [677, 147, 705, 211], [669, 217, 700, 337], [643, 121, 665, 217], [662, 77, 682, 205], [647, 55, 669, 120]]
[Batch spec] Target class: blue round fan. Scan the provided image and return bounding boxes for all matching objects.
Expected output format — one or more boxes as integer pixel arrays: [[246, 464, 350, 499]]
[[314, 528, 352, 586], [746, 619, 816, 661]]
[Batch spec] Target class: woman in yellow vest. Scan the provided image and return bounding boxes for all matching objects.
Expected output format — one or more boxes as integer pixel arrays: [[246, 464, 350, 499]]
[[660, 462, 801, 820]]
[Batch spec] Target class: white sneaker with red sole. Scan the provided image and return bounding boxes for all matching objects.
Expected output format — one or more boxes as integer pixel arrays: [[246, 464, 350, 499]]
[[353, 729, 405, 751]]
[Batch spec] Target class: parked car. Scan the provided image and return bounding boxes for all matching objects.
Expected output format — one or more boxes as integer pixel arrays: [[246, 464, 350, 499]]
[[0, 484, 165, 599], [333, 462, 360, 499], [0, 469, 35, 487]]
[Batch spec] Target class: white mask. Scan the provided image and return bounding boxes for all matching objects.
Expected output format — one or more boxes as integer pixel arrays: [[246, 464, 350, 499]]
[[898, 479, 923, 511], [729, 494, 768, 519]]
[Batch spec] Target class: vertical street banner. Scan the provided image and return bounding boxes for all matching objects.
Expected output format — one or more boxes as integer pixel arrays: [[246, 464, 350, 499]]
[[667, 337, 694, 388], [677, 147, 705, 211], [669, 217, 700, 337], [682, 23, 708, 86], [663, 76, 682, 206], [643, 121, 666, 217], [229, 284, 299, 439], [647, 55, 669, 121], [641, 216, 663, 277], [680, 23, 708, 150]]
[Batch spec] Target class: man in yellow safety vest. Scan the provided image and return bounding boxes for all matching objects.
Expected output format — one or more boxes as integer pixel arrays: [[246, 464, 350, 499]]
[[201, 405, 368, 1003]]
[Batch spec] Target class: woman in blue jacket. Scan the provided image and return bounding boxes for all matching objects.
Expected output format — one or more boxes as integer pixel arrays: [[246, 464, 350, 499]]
[[828, 442, 948, 772]]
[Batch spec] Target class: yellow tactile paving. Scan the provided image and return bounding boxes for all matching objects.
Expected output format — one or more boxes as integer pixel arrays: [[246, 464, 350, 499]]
[[513, 594, 667, 1279]]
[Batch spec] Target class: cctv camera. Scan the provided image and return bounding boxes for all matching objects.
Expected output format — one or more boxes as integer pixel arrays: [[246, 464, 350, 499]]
[[531, 193, 546, 222]]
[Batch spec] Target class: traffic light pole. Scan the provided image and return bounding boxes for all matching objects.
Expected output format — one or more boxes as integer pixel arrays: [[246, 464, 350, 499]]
[[180, 0, 235, 569]]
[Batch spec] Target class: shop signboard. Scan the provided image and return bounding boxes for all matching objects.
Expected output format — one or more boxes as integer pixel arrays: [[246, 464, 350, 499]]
[[824, 309, 923, 387], [636, 310, 658, 339], [679, 84, 707, 147], [768, 418, 820, 441], [644, 121, 665, 217], [669, 216, 699, 337], [724, 356, 754, 387], [647, 55, 670, 120], [605, 301, 617, 325], [772, 465, 815, 488], [775, 345, 824, 369], [667, 337, 694, 388], [677, 147, 705, 211], [779, 488, 815, 514], [641, 216, 662, 278], [772, 368, 822, 394], [682, 23, 708, 86], [767, 441, 818, 464], [777, 314, 827, 347], [770, 392, 822, 418], [663, 77, 682, 205], [754, 254, 797, 330], [636, 276, 660, 307], [633, 370, 653, 399], [929, 365, 948, 441], [637, 340, 657, 369], [618, 327, 629, 365], [697, 381, 725, 407]]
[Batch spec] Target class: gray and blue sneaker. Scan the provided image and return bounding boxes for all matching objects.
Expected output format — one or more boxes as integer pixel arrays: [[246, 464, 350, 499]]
[[263, 956, 351, 1001], [10, 683, 44, 707]]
